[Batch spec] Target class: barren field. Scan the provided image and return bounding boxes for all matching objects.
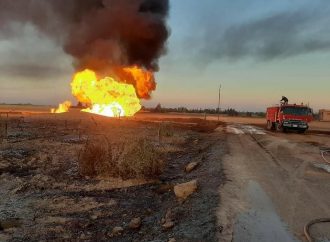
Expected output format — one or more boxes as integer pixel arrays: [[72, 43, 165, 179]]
[[0, 109, 225, 241], [1, 106, 330, 242]]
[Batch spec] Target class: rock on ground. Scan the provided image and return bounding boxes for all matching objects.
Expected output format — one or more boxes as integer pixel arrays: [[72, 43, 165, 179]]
[[174, 180, 198, 201], [162, 221, 175, 230], [129, 217, 142, 229], [112, 226, 124, 236], [185, 162, 199, 173]]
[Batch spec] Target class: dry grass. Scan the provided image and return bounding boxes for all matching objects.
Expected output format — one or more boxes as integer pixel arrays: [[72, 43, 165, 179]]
[[0, 117, 7, 143], [159, 122, 174, 138], [78, 136, 163, 179], [158, 122, 174, 147], [192, 120, 220, 133], [119, 139, 163, 179], [78, 139, 110, 177]]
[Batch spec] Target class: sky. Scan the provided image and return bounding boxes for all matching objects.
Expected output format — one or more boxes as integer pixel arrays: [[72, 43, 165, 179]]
[[0, 0, 329, 112]]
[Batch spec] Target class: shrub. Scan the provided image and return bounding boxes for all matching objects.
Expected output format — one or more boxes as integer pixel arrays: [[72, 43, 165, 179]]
[[119, 139, 163, 179], [78, 137, 163, 179], [78, 139, 108, 177]]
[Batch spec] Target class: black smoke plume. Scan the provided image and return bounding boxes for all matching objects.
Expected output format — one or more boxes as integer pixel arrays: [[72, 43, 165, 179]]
[[0, 0, 170, 97]]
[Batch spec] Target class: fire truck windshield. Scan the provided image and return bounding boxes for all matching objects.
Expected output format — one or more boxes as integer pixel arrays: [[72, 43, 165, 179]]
[[282, 107, 310, 116]]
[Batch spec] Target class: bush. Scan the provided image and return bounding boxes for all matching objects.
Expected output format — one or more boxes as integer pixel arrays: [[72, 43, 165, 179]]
[[119, 139, 163, 179], [78, 137, 163, 179], [78, 139, 109, 177]]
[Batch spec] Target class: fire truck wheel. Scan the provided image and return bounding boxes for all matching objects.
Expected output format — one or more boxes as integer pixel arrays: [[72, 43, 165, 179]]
[[275, 122, 282, 132], [267, 121, 275, 131]]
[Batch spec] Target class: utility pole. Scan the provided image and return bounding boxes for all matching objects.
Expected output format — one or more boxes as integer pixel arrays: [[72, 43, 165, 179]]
[[217, 84, 222, 121]]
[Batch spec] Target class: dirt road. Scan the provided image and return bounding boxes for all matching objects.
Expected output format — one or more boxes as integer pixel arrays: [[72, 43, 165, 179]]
[[218, 123, 330, 242]]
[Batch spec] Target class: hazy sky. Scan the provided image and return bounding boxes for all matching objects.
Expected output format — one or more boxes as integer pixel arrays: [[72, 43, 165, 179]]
[[1, 0, 329, 111]]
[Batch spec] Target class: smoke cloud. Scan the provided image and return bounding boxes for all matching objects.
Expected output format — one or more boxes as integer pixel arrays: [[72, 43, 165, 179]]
[[201, 8, 330, 62], [0, 0, 170, 98]]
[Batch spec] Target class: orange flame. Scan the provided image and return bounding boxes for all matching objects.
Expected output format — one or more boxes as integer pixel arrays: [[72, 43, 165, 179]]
[[122, 66, 156, 99], [51, 101, 72, 114], [51, 66, 154, 117], [71, 69, 141, 117]]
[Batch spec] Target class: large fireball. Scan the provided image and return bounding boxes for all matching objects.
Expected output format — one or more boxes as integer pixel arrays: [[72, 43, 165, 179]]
[[71, 69, 142, 117]]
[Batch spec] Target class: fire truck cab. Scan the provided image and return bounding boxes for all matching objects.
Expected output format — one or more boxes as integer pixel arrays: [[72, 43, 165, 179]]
[[266, 104, 313, 133]]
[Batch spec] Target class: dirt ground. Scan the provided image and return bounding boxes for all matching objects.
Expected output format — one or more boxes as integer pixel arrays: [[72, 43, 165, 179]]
[[1, 107, 330, 242], [0, 110, 225, 241], [217, 124, 330, 242]]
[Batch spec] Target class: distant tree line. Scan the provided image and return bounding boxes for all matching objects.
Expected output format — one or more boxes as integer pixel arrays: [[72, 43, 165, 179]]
[[143, 104, 266, 117]]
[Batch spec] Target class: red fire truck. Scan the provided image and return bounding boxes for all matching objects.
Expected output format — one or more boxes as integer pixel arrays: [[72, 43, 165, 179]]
[[266, 104, 313, 133]]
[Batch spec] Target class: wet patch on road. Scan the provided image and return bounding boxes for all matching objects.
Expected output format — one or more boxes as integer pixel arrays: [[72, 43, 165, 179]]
[[233, 181, 298, 242], [225, 124, 266, 135]]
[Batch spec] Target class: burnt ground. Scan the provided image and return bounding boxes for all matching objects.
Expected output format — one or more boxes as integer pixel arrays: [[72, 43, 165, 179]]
[[0, 113, 226, 242]]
